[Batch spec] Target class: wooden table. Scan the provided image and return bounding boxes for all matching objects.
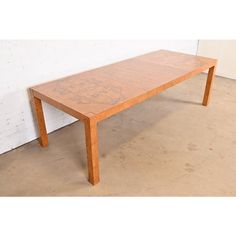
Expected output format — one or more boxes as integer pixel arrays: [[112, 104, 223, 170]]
[[30, 50, 217, 185]]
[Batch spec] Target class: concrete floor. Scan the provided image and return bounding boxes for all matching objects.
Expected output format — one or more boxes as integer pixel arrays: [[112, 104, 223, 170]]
[[0, 74, 236, 196]]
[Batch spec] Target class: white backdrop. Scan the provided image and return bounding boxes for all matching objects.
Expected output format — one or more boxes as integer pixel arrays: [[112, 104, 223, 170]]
[[197, 40, 236, 80], [0, 40, 198, 154]]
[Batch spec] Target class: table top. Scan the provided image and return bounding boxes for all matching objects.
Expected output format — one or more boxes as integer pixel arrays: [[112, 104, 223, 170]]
[[31, 50, 217, 120]]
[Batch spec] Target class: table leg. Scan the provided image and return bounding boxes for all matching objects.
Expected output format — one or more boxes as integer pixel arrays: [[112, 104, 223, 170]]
[[31, 94, 49, 147], [84, 118, 100, 185], [202, 66, 216, 106]]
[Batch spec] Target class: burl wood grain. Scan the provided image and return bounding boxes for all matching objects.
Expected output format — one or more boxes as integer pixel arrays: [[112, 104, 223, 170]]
[[30, 50, 217, 185], [30, 92, 48, 147], [84, 118, 99, 185]]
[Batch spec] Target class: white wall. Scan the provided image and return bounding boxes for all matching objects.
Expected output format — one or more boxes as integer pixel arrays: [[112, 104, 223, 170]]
[[197, 40, 236, 80], [0, 40, 198, 154]]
